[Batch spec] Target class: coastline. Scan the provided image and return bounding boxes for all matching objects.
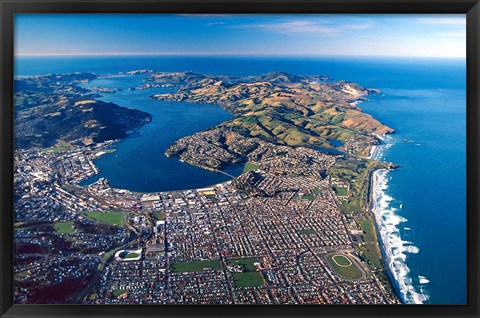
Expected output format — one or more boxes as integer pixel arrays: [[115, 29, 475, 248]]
[[367, 145, 378, 160], [368, 168, 401, 301], [367, 144, 428, 304], [366, 138, 404, 303]]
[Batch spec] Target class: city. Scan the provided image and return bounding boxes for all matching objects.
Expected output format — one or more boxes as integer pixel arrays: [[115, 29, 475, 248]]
[[14, 136, 399, 304]]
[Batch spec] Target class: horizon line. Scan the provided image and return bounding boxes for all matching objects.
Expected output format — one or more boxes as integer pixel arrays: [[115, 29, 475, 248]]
[[15, 52, 466, 59]]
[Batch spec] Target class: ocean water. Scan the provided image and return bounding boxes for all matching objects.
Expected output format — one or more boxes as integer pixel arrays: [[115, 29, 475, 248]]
[[15, 56, 466, 304], [362, 85, 466, 304]]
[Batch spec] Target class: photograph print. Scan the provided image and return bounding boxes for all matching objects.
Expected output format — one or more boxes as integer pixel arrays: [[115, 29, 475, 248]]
[[13, 14, 466, 305]]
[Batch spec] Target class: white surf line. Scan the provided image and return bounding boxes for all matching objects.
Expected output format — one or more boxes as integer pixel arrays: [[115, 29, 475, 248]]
[[369, 137, 429, 304], [371, 168, 429, 304]]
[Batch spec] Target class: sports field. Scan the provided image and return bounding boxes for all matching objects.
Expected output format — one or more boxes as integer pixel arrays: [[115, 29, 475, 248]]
[[243, 162, 260, 173], [53, 221, 75, 234], [326, 254, 363, 280], [301, 194, 314, 201], [83, 211, 126, 227], [298, 228, 316, 235], [112, 289, 127, 297], [334, 186, 348, 197], [171, 260, 222, 272], [124, 253, 140, 259], [228, 257, 265, 288], [232, 272, 265, 288], [332, 255, 352, 266], [42, 140, 75, 153], [154, 212, 166, 221], [228, 258, 262, 272]]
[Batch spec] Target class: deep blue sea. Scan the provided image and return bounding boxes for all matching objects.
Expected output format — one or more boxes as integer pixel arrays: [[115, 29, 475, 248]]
[[15, 55, 466, 304]]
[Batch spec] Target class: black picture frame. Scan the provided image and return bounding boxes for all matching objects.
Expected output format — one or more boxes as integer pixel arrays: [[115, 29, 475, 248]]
[[1, 0, 479, 317]]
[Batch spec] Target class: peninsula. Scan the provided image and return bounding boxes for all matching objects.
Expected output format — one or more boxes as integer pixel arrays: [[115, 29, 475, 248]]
[[151, 71, 393, 169]]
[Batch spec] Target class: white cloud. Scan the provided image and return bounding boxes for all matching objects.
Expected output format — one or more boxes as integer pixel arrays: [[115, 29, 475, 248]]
[[207, 22, 225, 26], [415, 17, 465, 26], [234, 19, 372, 35], [435, 31, 466, 37], [257, 21, 338, 34]]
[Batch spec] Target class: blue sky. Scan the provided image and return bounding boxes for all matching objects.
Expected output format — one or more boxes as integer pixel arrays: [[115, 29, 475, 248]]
[[15, 14, 466, 58]]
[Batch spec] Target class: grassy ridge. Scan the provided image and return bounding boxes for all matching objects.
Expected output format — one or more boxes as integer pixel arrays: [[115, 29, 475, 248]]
[[330, 157, 390, 213], [228, 109, 358, 148], [359, 219, 376, 242], [359, 244, 383, 270]]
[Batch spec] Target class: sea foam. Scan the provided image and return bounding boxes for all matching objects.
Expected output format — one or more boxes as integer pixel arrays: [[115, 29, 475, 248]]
[[418, 276, 430, 284], [371, 141, 430, 304]]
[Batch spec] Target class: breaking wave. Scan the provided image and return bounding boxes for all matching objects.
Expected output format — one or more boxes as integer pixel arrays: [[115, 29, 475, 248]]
[[418, 276, 430, 284], [371, 140, 430, 304]]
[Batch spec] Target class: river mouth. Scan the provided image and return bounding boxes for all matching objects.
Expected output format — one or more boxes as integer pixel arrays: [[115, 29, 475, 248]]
[[79, 75, 243, 193]]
